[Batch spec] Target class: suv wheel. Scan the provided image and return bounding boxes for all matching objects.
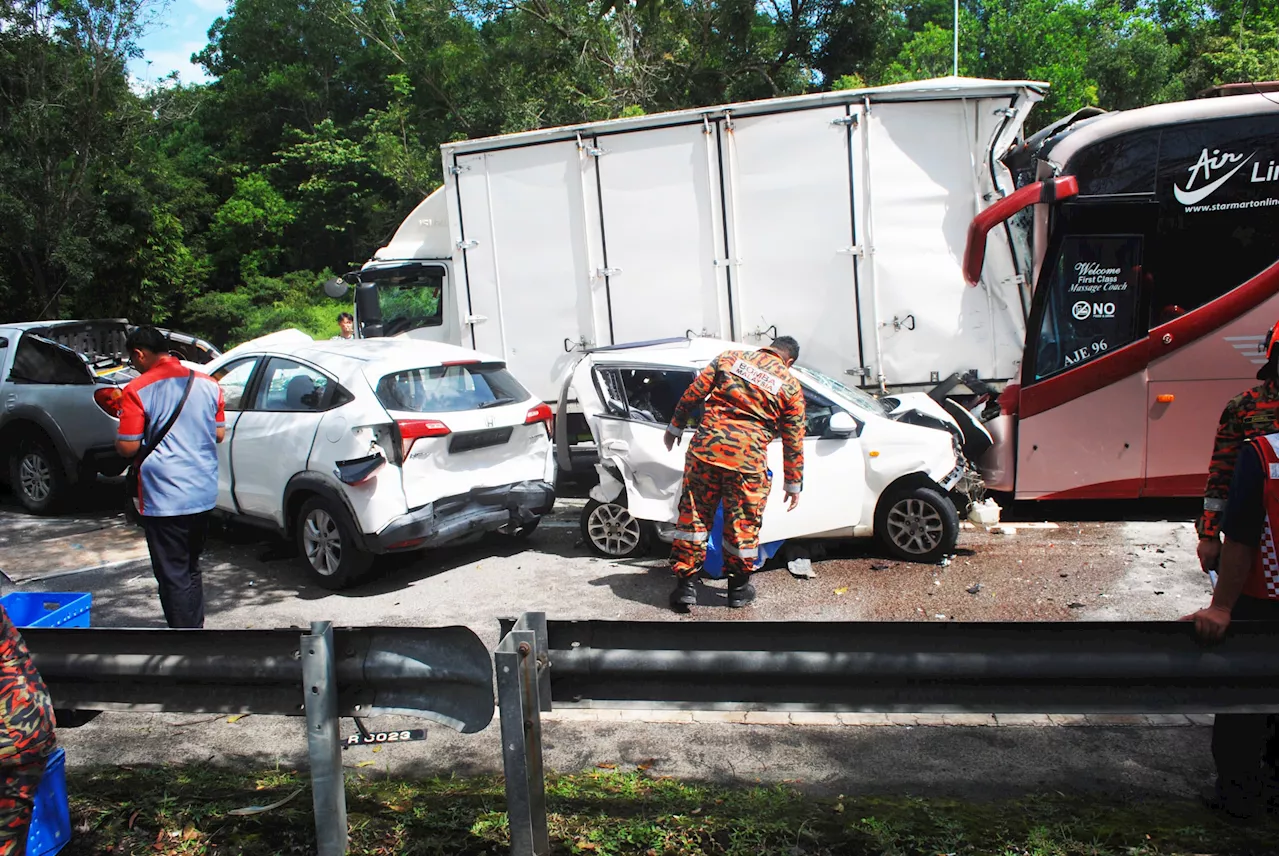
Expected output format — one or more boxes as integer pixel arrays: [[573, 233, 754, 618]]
[[581, 497, 649, 559], [875, 485, 959, 564], [296, 496, 374, 590], [10, 438, 65, 514]]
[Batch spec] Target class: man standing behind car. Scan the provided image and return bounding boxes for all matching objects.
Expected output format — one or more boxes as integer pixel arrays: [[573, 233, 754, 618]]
[[116, 327, 225, 628], [663, 336, 805, 612]]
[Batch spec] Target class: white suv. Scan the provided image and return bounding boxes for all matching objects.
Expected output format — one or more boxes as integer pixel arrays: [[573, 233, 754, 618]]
[[202, 333, 556, 588]]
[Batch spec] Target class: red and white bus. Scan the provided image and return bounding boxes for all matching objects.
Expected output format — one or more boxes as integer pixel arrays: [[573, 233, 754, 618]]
[[966, 89, 1278, 500]]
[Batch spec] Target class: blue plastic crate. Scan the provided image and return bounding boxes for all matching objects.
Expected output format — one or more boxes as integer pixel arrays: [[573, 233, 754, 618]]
[[0, 593, 92, 629], [26, 747, 69, 856]]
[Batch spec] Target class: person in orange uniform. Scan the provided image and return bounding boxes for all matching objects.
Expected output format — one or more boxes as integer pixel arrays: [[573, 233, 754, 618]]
[[0, 604, 56, 853], [1197, 322, 1278, 572], [1183, 431, 1278, 819], [663, 337, 806, 611]]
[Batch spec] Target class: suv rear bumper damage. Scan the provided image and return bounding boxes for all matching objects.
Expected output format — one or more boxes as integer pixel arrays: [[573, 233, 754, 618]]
[[370, 480, 555, 553]]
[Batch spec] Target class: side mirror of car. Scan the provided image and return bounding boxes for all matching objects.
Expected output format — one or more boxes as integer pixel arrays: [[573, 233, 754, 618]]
[[828, 411, 859, 437], [323, 277, 350, 299]]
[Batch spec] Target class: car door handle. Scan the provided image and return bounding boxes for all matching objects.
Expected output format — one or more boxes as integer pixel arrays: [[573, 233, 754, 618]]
[[601, 440, 630, 455]]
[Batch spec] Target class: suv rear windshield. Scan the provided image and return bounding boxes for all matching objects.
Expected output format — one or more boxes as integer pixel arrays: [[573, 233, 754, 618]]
[[376, 362, 530, 413]]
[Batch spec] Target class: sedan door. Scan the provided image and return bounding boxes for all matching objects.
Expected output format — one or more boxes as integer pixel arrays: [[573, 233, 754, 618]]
[[230, 356, 334, 526], [757, 388, 867, 543], [209, 356, 261, 514]]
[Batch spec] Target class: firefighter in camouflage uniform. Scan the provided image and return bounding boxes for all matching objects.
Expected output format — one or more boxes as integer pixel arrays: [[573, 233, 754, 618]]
[[663, 337, 806, 611], [1197, 322, 1279, 573], [0, 604, 56, 854]]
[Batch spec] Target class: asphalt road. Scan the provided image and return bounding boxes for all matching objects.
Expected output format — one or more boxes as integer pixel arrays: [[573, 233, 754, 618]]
[[0, 479, 1229, 803]]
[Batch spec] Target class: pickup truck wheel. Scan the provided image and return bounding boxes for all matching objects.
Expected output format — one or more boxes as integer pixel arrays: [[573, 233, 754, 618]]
[[875, 485, 959, 564], [581, 497, 649, 559], [10, 438, 65, 514], [296, 496, 374, 590]]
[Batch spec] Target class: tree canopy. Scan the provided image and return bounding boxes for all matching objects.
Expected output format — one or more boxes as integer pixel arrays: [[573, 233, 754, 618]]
[[1, 0, 1275, 344]]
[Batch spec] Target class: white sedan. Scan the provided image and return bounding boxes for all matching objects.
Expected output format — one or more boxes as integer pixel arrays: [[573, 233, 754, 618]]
[[559, 338, 985, 564], [201, 333, 556, 588]]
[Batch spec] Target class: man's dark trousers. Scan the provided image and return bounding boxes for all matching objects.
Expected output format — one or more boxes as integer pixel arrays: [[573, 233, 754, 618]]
[[142, 513, 209, 629], [1211, 595, 1278, 810]]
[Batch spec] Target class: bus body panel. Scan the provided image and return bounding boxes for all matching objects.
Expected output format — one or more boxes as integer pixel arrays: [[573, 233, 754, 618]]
[[1015, 370, 1147, 500]]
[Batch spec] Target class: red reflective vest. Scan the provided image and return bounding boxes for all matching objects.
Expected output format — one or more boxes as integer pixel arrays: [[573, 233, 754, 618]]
[[1242, 432, 1279, 602]]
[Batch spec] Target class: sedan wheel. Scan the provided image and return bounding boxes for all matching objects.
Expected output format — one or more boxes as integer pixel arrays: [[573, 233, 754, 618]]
[[581, 498, 649, 559], [875, 485, 959, 564]]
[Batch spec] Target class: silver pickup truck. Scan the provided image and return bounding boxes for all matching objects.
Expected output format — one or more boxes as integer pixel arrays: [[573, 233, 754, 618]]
[[0, 320, 219, 514]]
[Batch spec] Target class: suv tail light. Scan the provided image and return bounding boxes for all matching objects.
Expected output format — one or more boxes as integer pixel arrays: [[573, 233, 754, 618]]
[[94, 387, 123, 418], [395, 419, 450, 458], [525, 403, 553, 437]]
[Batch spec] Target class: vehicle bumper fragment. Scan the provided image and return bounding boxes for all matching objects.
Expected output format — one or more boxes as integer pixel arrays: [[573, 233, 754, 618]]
[[369, 480, 555, 553]]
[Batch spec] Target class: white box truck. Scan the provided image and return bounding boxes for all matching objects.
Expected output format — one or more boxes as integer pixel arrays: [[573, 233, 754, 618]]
[[349, 76, 1046, 403]]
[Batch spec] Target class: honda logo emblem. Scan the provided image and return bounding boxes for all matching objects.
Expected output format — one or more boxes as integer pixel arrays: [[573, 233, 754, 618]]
[[485, 416, 495, 428]]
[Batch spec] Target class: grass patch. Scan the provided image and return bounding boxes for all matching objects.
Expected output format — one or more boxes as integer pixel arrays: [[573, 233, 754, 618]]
[[66, 763, 1276, 855]]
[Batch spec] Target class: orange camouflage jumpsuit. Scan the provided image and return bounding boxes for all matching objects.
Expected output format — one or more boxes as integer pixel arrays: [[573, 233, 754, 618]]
[[666, 348, 805, 578], [0, 606, 56, 854]]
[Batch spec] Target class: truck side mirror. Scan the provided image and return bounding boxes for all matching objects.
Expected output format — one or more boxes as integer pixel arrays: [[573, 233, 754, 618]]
[[354, 282, 383, 338], [828, 411, 859, 436], [323, 278, 349, 299]]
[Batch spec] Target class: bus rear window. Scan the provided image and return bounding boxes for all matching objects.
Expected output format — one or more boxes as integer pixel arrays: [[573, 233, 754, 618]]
[[376, 362, 530, 413]]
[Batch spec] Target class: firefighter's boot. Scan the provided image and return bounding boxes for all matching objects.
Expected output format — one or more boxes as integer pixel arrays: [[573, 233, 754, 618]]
[[727, 572, 756, 608], [669, 575, 697, 612]]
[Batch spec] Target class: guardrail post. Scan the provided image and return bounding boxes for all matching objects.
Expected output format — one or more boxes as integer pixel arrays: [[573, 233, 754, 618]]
[[497, 614, 549, 856], [302, 621, 347, 856]]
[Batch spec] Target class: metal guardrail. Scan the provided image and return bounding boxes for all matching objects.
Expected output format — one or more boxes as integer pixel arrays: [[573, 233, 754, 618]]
[[495, 614, 1278, 856], [24, 622, 494, 856]]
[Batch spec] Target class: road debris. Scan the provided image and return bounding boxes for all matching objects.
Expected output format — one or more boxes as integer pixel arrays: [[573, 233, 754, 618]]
[[788, 558, 815, 579], [966, 583, 982, 595]]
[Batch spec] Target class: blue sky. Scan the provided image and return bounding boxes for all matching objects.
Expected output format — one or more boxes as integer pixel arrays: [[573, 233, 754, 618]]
[[127, 0, 228, 88]]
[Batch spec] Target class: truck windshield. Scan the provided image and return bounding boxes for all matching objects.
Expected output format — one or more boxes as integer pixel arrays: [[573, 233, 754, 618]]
[[363, 265, 444, 335]]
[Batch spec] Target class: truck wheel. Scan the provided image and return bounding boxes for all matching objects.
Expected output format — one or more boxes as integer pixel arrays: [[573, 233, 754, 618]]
[[10, 437, 66, 514], [581, 497, 649, 559], [875, 485, 959, 564], [296, 496, 374, 590]]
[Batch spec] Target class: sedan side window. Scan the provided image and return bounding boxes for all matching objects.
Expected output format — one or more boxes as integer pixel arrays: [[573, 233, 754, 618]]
[[212, 358, 259, 412], [803, 389, 837, 437], [611, 367, 704, 429], [252, 358, 333, 413]]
